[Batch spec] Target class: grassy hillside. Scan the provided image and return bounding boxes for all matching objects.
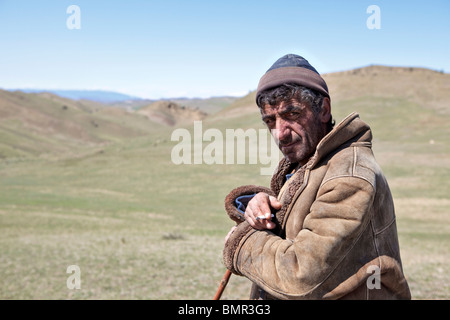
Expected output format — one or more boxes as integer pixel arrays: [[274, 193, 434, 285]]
[[136, 100, 207, 126], [169, 96, 239, 115], [0, 66, 449, 299], [0, 90, 163, 159]]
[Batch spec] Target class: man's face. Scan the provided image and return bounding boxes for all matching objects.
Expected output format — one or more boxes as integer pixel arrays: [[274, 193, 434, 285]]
[[261, 99, 326, 165]]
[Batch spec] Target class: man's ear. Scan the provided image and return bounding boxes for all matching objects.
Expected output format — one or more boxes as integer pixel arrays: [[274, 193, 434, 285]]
[[320, 97, 331, 124]]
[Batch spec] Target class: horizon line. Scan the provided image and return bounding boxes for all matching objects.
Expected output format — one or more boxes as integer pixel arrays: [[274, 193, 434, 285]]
[[1, 64, 447, 101]]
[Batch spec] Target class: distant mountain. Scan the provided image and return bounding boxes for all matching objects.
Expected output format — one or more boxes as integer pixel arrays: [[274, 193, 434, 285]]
[[15, 89, 142, 103], [9, 89, 240, 113]]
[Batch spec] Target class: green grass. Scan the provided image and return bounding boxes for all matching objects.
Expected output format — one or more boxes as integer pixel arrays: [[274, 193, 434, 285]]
[[0, 131, 271, 299]]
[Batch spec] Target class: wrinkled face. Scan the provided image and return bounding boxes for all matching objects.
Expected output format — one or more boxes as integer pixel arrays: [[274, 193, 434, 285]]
[[261, 99, 327, 165]]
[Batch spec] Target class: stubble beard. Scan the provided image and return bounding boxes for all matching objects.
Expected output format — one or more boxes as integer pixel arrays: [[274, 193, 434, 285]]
[[281, 116, 325, 165]]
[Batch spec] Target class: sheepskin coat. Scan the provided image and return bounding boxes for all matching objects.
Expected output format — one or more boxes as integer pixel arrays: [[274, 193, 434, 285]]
[[223, 112, 411, 300]]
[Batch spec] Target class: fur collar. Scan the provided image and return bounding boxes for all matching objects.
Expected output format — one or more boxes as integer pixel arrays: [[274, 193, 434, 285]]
[[269, 155, 316, 235]]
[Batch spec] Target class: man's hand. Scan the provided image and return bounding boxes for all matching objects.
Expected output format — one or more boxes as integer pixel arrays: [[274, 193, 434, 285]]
[[224, 192, 281, 244], [245, 192, 281, 230]]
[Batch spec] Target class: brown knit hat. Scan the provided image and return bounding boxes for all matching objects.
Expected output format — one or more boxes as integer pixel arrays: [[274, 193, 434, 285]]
[[256, 54, 329, 103]]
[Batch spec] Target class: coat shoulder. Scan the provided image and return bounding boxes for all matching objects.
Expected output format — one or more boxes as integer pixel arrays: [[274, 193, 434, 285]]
[[319, 144, 380, 189]]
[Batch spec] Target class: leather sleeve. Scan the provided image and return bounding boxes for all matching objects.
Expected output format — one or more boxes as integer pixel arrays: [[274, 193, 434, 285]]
[[225, 177, 375, 299]]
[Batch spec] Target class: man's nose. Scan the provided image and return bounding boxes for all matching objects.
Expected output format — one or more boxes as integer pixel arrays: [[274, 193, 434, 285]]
[[275, 118, 291, 142]]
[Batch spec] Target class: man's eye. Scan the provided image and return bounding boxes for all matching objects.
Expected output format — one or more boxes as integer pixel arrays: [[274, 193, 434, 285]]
[[283, 112, 300, 120]]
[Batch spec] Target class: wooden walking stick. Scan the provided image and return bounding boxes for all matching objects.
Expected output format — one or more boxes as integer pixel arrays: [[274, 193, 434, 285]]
[[213, 269, 232, 300]]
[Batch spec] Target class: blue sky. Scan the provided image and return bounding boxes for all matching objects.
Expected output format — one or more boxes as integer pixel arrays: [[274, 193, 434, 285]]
[[0, 0, 449, 99]]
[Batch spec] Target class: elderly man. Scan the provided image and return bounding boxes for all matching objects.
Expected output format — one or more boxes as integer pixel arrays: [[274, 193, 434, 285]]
[[223, 54, 411, 300]]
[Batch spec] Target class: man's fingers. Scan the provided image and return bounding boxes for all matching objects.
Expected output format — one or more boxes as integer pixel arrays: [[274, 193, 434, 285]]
[[244, 192, 279, 230], [245, 206, 266, 230], [269, 195, 282, 209], [265, 220, 276, 229], [256, 194, 273, 218], [244, 207, 258, 228]]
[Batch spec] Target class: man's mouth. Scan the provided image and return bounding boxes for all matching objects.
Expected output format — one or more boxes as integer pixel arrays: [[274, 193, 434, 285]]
[[280, 139, 301, 150]]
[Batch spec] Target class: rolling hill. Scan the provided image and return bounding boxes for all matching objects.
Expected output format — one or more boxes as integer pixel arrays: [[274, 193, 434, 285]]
[[0, 90, 161, 158], [136, 100, 207, 126], [0, 90, 218, 159]]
